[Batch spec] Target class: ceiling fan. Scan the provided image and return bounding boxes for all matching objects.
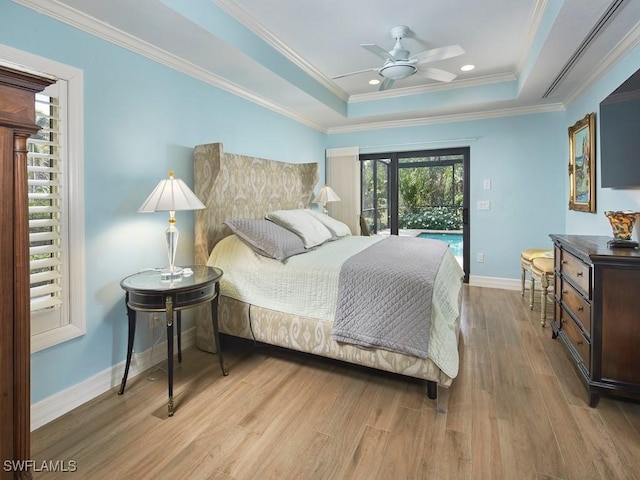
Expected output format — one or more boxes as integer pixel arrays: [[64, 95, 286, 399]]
[[332, 25, 465, 91]]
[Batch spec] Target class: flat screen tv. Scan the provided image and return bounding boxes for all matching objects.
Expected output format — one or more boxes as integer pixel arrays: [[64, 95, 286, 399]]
[[599, 68, 640, 188]]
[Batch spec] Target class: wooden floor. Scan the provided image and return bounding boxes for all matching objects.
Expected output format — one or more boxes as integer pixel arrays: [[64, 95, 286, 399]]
[[32, 286, 640, 479]]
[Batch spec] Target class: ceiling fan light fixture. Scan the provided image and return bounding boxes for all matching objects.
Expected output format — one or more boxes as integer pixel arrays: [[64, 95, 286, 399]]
[[368, 79, 381, 85], [334, 25, 464, 91], [379, 63, 417, 80]]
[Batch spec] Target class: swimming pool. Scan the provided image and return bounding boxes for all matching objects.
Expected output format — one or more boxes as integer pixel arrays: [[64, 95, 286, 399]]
[[417, 232, 463, 258]]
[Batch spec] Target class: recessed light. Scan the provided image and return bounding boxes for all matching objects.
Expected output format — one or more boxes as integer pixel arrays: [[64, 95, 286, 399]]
[[369, 79, 381, 85], [461, 64, 475, 72]]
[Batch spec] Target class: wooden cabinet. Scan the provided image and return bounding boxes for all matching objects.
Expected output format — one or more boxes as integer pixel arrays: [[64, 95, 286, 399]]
[[0, 67, 53, 480], [550, 234, 640, 407]]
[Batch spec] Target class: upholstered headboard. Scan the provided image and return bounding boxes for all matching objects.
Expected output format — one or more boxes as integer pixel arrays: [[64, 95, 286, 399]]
[[193, 142, 319, 266]]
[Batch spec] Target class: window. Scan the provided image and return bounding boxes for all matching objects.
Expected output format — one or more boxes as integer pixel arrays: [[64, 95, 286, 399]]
[[28, 84, 67, 335], [0, 45, 86, 353]]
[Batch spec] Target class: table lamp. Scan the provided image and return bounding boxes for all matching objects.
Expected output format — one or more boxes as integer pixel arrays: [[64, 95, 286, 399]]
[[138, 171, 205, 279], [313, 184, 341, 214]]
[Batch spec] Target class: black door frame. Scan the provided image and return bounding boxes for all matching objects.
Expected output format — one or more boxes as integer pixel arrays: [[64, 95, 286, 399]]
[[360, 147, 470, 283]]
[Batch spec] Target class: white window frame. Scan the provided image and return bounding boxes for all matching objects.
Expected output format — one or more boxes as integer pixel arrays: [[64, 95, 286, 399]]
[[0, 44, 86, 353]]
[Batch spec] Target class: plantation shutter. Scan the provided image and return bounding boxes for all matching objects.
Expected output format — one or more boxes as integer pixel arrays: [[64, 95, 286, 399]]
[[28, 81, 67, 334]]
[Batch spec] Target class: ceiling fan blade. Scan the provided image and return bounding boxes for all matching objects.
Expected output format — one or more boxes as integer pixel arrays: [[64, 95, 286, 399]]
[[418, 67, 457, 83], [361, 43, 394, 62], [411, 44, 465, 64], [332, 67, 378, 80], [379, 77, 395, 91]]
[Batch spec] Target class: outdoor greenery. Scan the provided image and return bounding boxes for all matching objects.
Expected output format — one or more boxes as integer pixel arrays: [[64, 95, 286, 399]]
[[29, 96, 58, 270], [398, 163, 463, 230], [361, 156, 463, 232], [399, 206, 462, 230]]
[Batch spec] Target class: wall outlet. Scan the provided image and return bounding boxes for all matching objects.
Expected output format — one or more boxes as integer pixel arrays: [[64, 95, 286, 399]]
[[477, 253, 485, 263], [477, 200, 491, 210], [149, 314, 162, 330]]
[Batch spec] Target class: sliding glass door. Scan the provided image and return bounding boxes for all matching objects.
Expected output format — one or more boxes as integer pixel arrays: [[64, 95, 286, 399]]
[[360, 147, 469, 282], [360, 157, 391, 234]]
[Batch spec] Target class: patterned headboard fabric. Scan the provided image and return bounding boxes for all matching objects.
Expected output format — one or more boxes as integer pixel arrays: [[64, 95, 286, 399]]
[[193, 142, 319, 266]]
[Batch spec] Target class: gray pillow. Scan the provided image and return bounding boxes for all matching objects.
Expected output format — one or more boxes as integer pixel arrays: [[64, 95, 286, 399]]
[[224, 219, 306, 261]]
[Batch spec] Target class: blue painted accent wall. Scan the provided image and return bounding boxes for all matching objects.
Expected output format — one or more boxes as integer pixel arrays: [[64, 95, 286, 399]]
[[158, 0, 347, 116], [328, 113, 568, 281], [329, 40, 640, 280], [1, 2, 326, 403]]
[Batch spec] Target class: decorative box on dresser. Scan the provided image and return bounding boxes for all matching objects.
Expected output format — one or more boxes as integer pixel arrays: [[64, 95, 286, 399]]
[[550, 234, 640, 407]]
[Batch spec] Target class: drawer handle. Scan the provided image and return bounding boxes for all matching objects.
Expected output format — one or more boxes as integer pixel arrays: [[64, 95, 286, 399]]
[[578, 307, 584, 312], [577, 340, 583, 346], [577, 271, 583, 277]]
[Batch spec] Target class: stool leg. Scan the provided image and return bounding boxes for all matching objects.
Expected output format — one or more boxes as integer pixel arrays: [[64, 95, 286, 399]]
[[540, 274, 549, 326], [521, 265, 526, 297], [529, 276, 536, 310]]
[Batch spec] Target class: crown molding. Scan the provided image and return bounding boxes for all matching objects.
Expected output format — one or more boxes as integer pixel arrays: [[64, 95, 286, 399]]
[[11, 0, 327, 132], [516, 0, 548, 73], [9, 0, 609, 136], [214, 0, 349, 102], [348, 72, 518, 103], [327, 102, 564, 134]]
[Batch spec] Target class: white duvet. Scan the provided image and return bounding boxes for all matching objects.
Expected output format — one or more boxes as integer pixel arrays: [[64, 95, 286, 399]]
[[208, 234, 464, 378]]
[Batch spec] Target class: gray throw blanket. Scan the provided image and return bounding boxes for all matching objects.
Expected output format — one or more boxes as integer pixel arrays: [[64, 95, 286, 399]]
[[332, 235, 448, 358]]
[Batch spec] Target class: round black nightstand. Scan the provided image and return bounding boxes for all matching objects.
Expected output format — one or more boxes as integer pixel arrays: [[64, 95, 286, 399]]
[[119, 265, 226, 416]]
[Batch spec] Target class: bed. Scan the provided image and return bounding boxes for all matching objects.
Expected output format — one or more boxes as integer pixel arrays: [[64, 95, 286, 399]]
[[192, 143, 464, 411]]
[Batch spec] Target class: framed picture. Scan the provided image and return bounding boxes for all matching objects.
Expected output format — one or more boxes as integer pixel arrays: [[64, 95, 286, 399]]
[[568, 112, 596, 212]]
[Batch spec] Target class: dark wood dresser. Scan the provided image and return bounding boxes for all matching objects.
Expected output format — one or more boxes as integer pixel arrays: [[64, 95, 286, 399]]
[[0, 67, 53, 480], [550, 234, 640, 407]]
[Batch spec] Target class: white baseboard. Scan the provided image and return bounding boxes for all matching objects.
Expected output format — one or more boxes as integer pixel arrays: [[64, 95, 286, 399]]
[[468, 275, 521, 291], [31, 327, 196, 431]]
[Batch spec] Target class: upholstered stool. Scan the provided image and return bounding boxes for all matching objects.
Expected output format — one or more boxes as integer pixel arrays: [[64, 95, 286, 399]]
[[521, 248, 553, 296], [530, 257, 554, 326]]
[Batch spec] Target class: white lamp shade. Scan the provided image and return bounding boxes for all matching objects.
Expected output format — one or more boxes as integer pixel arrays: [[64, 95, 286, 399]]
[[313, 185, 341, 204], [138, 171, 205, 213]]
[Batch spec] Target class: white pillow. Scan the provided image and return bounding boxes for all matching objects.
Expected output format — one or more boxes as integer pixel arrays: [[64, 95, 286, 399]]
[[302, 209, 351, 237], [265, 209, 332, 248]]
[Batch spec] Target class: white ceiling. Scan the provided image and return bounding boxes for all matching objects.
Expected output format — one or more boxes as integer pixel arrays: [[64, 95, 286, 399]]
[[13, 0, 640, 132]]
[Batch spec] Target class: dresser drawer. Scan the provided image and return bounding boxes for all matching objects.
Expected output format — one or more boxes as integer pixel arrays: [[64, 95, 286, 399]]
[[561, 284, 591, 336], [562, 313, 590, 370], [560, 250, 591, 297]]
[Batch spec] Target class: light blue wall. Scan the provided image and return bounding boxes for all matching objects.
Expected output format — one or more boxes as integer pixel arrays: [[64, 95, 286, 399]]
[[328, 113, 567, 280], [329, 42, 640, 280], [0, 2, 326, 403], [565, 44, 640, 235], [3, 1, 640, 406]]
